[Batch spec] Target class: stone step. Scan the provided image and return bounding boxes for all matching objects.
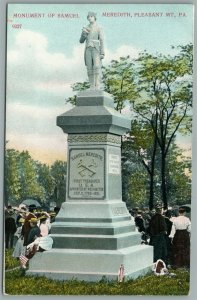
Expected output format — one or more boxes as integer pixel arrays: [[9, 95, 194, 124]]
[[51, 223, 136, 235], [26, 266, 151, 282], [51, 231, 141, 250], [51, 220, 134, 227], [55, 215, 132, 223], [27, 244, 153, 282]]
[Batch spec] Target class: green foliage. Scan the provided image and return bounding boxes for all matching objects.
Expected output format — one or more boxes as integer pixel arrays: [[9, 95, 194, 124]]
[[5, 148, 67, 207], [5, 149, 21, 204], [122, 134, 191, 208], [122, 134, 149, 208], [128, 170, 148, 208], [166, 144, 191, 206], [102, 56, 138, 112], [175, 43, 193, 75], [122, 120, 158, 209], [37, 163, 55, 201], [131, 46, 192, 208], [19, 151, 45, 201], [5, 149, 45, 204], [50, 160, 67, 207]]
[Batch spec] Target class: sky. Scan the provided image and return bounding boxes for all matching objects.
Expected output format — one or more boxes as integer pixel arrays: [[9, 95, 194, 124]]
[[6, 4, 194, 165]]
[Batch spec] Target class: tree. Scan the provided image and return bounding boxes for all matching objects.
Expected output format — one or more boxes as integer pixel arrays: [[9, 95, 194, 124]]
[[5, 149, 47, 205], [18, 151, 45, 201], [128, 170, 149, 208], [125, 120, 159, 210], [131, 46, 192, 208], [102, 56, 138, 112], [175, 44, 193, 135], [166, 143, 191, 206], [37, 163, 55, 203], [50, 160, 67, 207], [122, 138, 148, 208], [5, 149, 21, 205]]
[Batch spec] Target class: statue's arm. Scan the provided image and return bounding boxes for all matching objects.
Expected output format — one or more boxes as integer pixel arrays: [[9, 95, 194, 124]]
[[79, 31, 87, 43], [99, 28, 105, 56]]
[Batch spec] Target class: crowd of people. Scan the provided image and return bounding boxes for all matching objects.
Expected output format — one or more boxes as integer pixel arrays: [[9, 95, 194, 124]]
[[5, 204, 60, 269], [131, 202, 191, 269]]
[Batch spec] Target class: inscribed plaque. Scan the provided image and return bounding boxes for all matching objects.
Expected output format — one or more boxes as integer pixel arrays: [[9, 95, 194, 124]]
[[68, 148, 105, 199]]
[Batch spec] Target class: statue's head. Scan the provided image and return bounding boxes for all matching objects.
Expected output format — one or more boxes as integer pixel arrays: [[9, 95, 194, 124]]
[[87, 12, 97, 21]]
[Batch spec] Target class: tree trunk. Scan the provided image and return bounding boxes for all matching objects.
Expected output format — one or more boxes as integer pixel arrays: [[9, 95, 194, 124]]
[[149, 174, 154, 210], [161, 151, 168, 209], [149, 133, 158, 210]]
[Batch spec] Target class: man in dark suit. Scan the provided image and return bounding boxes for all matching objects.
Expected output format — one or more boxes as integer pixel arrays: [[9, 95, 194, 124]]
[[149, 202, 168, 263], [5, 206, 17, 249]]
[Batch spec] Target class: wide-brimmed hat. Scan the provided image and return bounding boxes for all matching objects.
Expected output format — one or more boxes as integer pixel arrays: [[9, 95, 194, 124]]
[[18, 218, 25, 223], [28, 217, 38, 223], [49, 212, 56, 216], [39, 215, 48, 221], [19, 204, 27, 210]]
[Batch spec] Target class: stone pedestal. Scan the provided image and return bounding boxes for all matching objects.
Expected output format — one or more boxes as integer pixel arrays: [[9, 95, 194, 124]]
[[27, 90, 153, 281]]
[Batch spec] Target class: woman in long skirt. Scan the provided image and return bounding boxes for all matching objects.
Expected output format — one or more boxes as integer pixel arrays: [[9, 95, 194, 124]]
[[170, 207, 191, 268], [12, 218, 26, 258]]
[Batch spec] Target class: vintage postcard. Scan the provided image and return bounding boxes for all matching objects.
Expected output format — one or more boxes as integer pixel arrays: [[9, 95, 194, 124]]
[[4, 3, 193, 295]]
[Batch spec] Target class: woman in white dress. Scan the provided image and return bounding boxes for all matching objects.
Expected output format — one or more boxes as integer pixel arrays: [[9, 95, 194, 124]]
[[12, 218, 26, 258], [170, 207, 191, 268]]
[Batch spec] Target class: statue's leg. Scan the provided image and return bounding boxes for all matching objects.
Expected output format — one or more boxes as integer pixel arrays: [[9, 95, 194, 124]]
[[85, 47, 94, 89], [94, 69, 100, 90], [92, 49, 101, 90], [87, 69, 95, 89]]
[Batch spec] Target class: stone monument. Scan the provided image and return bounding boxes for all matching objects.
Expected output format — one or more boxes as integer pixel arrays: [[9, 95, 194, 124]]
[[27, 13, 153, 281]]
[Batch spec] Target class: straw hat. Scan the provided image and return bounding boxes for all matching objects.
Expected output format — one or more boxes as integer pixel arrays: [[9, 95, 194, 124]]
[[18, 218, 25, 223], [28, 217, 38, 223]]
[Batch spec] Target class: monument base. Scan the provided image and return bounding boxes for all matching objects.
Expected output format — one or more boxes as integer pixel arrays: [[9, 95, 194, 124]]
[[27, 200, 153, 281], [26, 245, 153, 282]]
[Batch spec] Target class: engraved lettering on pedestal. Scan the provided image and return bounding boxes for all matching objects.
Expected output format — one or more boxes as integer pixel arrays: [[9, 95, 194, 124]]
[[108, 154, 120, 175], [112, 207, 127, 216], [69, 149, 105, 199]]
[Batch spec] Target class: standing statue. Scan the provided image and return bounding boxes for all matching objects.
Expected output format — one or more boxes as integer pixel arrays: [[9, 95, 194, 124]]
[[79, 12, 105, 90]]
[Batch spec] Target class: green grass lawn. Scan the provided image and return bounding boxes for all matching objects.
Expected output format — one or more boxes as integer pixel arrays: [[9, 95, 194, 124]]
[[4, 250, 190, 295], [4, 249, 21, 270]]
